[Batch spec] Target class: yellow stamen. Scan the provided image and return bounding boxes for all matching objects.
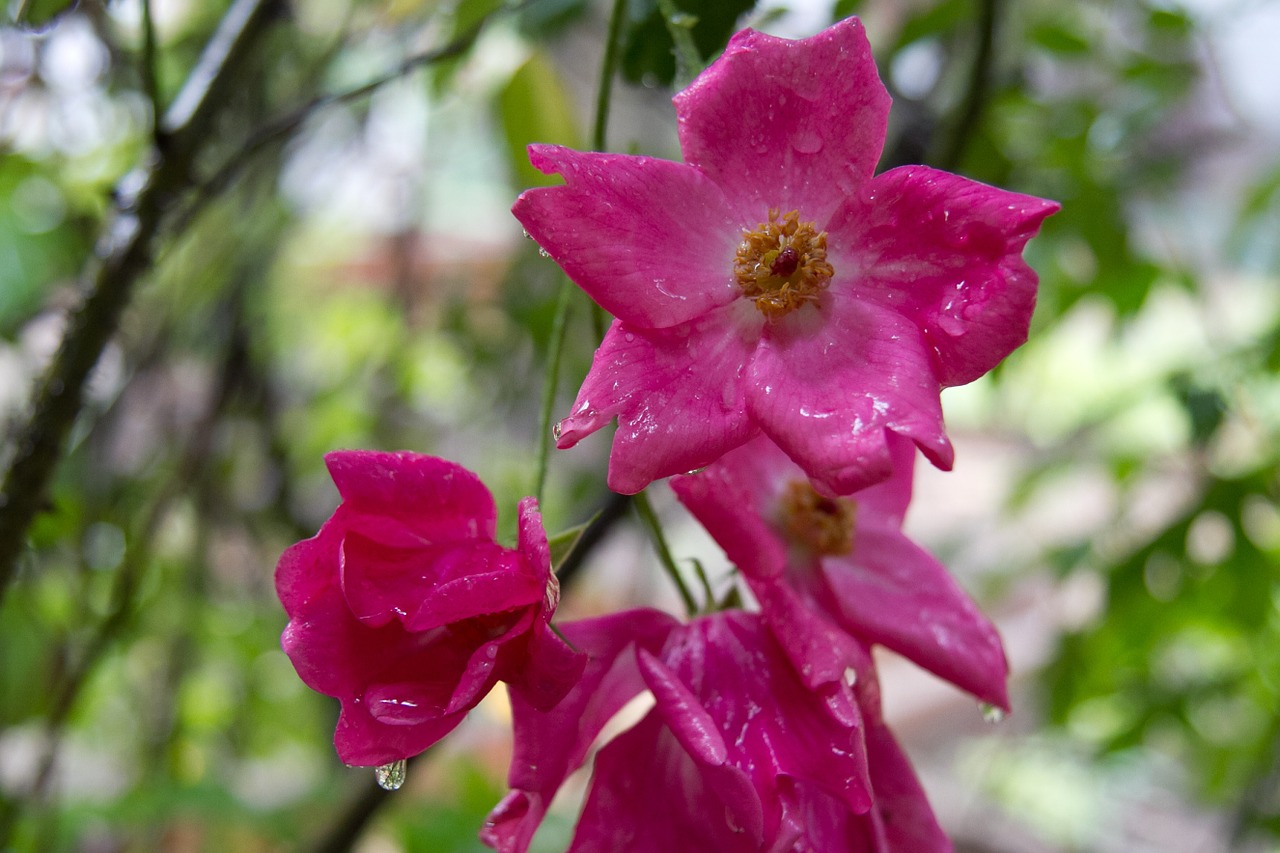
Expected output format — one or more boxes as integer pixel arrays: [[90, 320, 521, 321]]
[[780, 479, 855, 556], [734, 210, 834, 319]]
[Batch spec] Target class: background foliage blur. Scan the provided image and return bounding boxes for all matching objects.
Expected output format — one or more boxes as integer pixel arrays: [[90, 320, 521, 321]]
[[0, 0, 1278, 850]]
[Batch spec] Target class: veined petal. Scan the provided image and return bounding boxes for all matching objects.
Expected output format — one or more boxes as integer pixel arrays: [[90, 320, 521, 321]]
[[482, 609, 680, 853], [669, 443, 790, 580], [516, 144, 741, 329], [325, 450, 497, 541], [675, 17, 889, 222], [826, 527, 1010, 709], [558, 313, 760, 494], [828, 165, 1059, 387], [746, 298, 953, 495]]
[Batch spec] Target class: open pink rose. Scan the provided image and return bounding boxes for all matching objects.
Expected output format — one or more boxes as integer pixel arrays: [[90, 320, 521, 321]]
[[671, 433, 1009, 710], [482, 596, 947, 852], [275, 450, 585, 766], [516, 17, 1058, 495]]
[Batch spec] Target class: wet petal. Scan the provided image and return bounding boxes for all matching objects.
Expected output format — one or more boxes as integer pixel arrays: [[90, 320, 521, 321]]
[[516, 145, 741, 329], [828, 165, 1059, 387], [557, 312, 760, 494], [746, 298, 953, 495], [676, 18, 889, 222]]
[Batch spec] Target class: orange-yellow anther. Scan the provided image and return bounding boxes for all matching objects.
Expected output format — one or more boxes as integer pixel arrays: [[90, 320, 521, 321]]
[[780, 479, 855, 556], [734, 210, 834, 319]]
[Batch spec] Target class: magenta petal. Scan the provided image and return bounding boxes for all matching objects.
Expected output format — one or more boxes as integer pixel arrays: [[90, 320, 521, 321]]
[[827, 526, 1010, 709], [637, 649, 729, 765], [275, 518, 344, 616], [482, 609, 680, 853], [515, 145, 741, 329], [669, 445, 789, 580], [676, 18, 889, 221], [334, 697, 466, 766], [747, 299, 953, 495], [829, 165, 1059, 387], [557, 313, 759, 494], [324, 450, 497, 541], [568, 712, 762, 853], [864, 722, 951, 853]]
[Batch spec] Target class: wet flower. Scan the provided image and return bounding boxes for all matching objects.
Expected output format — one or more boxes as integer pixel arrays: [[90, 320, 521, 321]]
[[515, 17, 1058, 495], [481, 599, 948, 852], [275, 450, 585, 766], [671, 434, 1009, 710]]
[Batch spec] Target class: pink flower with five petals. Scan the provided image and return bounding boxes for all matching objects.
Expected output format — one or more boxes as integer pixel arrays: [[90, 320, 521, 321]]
[[516, 17, 1058, 495], [671, 433, 1009, 710], [275, 451, 585, 766]]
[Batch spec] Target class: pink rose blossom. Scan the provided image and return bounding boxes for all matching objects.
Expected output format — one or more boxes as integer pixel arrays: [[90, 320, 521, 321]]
[[275, 450, 585, 766], [482, 594, 947, 852], [515, 17, 1058, 495], [671, 433, 1009, 710]]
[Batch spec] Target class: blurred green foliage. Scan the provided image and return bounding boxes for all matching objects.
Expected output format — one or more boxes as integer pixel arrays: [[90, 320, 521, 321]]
[[0, 0, 1277, 850]]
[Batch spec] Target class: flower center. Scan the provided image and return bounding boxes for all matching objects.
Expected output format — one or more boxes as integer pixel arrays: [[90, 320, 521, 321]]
[[734, 209, 834, 319], [780, 479, 855, 556]]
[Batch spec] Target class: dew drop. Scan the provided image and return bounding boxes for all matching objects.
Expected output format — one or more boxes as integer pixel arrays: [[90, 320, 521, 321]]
[[979, 703, 1006, 724], [375, 759, 407, 791], [537, 247, 550, 258], [551, 422, 563, 442], [792, 130, 823, 155]]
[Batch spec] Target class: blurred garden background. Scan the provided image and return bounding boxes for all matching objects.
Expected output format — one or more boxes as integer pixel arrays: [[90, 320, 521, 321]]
[[1, 0, 1278, 849]]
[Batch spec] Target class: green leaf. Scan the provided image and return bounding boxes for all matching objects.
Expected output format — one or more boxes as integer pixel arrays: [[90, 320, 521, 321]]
[[620, 0, 755, 87], [498, 52, 583, 189], [547, 513, 597, 573], [9, 0, 77, 29]]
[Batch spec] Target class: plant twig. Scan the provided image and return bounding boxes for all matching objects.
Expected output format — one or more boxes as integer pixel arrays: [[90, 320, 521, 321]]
[[934, 0, 1000, 171], [633, 490, 698, 616], [534, 279, 574, 506], [0, 0, 283, 608]]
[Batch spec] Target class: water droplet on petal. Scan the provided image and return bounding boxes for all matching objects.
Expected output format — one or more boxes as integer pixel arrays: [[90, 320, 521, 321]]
[[551, 422, 563, 442], [979, 703, 1006, 724], [537, 247, 550, 258], [792, 130, 823, 155], [375, 759, 407, 791]]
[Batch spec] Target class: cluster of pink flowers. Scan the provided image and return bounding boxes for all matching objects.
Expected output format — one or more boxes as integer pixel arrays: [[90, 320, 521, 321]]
[[275, 17, 1056, 851]]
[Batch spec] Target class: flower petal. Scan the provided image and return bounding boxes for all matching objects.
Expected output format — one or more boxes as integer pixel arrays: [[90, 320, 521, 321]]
[[825, 526, 1010, 709], [516, 144, 741, 329], [675, 18, 889, 222], [669, 442, 790, 580], [558, 312, 760, 494], [863, 722, 951, 853], [567, 712, 762, 853], [324, 450, 497, 541], [828, 165, 1059, 387], [746, 298, 953, 495], [482, 609, 680, 853]]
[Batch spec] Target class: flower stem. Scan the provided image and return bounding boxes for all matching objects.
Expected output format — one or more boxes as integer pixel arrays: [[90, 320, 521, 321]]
[[592, 0, 628, 152], [633, 490, 699, 616], [534, 279, 573, 506]]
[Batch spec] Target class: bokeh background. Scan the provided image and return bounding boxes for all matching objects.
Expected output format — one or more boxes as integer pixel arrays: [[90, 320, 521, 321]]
[[1, 0, 1279, 850]]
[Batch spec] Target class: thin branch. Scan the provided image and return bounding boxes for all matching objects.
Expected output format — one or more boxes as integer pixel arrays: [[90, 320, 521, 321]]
[[534, 279, 574, 505], [140, 0, 164, 140], [934, 0, 1000, 172], [633, 490, 699, 616], [592, 0, 628, 153], [188, 12, 495, 218], [0, 0, 282, 607]]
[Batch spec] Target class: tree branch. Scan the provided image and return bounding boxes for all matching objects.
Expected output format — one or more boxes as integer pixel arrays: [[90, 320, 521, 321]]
[[0, 0, 283, 607]]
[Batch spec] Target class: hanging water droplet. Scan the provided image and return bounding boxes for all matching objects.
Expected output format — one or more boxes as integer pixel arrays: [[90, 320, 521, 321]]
[[375, 759, 407, 791], [979, 703, 1006, 724], [551, 422, 563, 442]]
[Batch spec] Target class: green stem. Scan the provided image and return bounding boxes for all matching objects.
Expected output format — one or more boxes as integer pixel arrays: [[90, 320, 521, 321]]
[[655, 0, 702, 89], [633, 490, 698, 616], [592, 0, 628, 152], [534, 280, 573, 506], [934, 0, 999, 171]]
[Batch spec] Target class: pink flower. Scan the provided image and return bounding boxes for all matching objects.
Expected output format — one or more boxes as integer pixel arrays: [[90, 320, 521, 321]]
[[275, 451, 585, 766], [515, 17, 1058, 495], [671, 433, 1009, 710], [482, 595, 948, 852]]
